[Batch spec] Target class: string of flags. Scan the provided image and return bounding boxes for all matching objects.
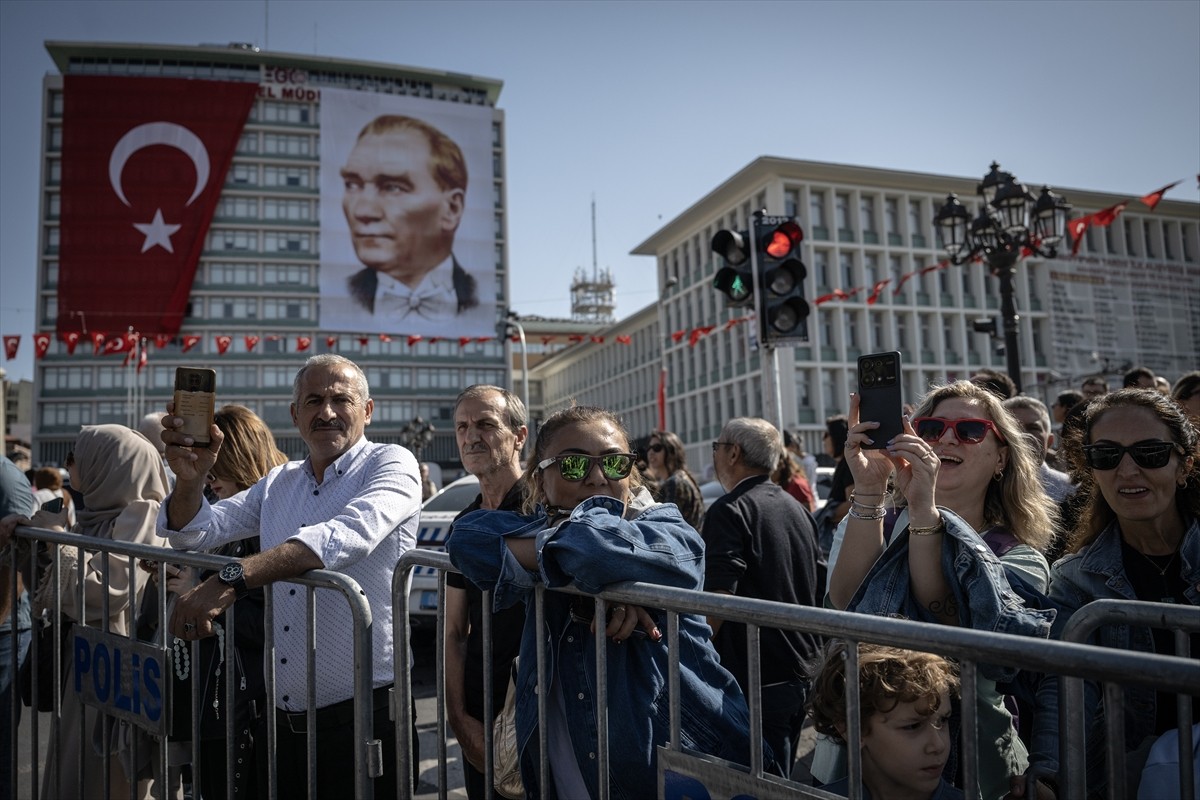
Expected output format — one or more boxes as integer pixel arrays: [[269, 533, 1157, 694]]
[[4, 175, 1194, 366]]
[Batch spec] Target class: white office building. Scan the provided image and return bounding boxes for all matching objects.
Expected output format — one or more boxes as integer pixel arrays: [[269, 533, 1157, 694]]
[[536, 158, 1199, 472], [32, 41, 510, 467]]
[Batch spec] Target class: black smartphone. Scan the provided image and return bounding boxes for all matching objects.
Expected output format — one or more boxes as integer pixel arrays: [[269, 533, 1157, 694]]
[[40, 497, 64, 514], [173, 367, 217, 447], [857, 351, 903, 448]]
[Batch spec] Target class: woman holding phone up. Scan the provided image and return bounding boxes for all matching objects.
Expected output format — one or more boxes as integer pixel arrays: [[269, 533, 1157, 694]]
[[825, 381, 1057, 800]]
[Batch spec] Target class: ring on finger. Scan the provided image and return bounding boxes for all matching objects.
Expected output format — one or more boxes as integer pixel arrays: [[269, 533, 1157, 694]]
[[183, 622, 196, 633]]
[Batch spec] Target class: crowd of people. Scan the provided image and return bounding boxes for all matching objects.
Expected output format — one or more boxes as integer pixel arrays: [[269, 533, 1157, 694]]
[[0, 358, 1196, 800]]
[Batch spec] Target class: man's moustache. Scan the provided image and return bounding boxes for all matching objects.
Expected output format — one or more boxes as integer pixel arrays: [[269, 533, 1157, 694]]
[[311, 422, 345, 431]]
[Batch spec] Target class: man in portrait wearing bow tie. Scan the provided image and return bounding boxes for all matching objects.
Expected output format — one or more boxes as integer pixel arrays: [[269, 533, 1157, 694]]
[[341, 115, 479, 324]]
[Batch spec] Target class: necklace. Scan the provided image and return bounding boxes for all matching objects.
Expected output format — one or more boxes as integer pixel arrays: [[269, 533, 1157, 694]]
[[1135, 548, 1178, 577]]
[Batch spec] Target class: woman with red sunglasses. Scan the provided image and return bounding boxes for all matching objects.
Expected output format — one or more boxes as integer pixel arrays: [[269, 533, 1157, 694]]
[[823, 380, 1057, 800], [1021, 389, 1199, 799]]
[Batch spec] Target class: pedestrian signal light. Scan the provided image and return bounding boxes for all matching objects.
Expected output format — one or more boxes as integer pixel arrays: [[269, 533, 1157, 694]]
[[711, 229, 754, 307]]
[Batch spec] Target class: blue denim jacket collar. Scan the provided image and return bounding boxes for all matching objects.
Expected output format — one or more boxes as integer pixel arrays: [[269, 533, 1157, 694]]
[[846, 507, 1056, 682]]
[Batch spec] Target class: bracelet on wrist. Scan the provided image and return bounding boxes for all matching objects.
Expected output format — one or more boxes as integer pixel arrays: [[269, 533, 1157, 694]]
[[848, 506, 886, 521], [851, 500, 885, 513], [908, 519, 945, 537], [851, 491, 885, 499]]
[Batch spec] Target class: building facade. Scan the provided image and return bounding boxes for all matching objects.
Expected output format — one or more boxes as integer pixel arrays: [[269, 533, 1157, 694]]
[[33, 41, 510, 468], [619, 158, 1198, 472]]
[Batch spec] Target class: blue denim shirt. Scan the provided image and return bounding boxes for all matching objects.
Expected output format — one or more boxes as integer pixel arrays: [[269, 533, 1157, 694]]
[[844, 508, 1056, 683], [1029, 515, 1200, 785], [448, 490, 762, 799]]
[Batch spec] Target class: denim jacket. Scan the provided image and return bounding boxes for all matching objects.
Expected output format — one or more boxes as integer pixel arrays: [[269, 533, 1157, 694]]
[[448, 489, 761, 800], [845, 508, 1056, 682], [1029, 515, 1200, 786]]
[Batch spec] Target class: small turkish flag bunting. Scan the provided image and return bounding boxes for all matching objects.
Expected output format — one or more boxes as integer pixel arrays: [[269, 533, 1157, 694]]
[[181, 334, 202, 353], [590, 336, 605, 344], [616, 335, 632, 345], [326, 336, 338, 349], [1091, 202, 1128, 228], [136, 346, 148, 374], [379, 334, 392, 343], [61, 331, 81, 355], [91, 332, 106, 354], [671, 331, 687, 343], [154, 333, 172, 349], [568, 335, 584, 343], [458, 336, 472, 347], [475, 336, 493, 343], [356, 337, 370, 347], [406, 335, 423, 347], [215, 335, 232, 355], [244, 335, 259, 352], [3, 336, 19, 361], [296, 336, 311, 352], [34, 334, 52, 359], [102, 335, 130, 355], [1139, 181, 1181, 212]]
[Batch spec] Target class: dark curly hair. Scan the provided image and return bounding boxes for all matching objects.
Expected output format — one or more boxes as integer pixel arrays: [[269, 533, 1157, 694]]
[[808, 641, 959, 743], [1061, 388, 1200, 554]]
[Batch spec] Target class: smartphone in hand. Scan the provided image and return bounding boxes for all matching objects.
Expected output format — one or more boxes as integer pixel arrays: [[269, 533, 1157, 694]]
[[173, 367, 217, 447], [857, 351, 903, 448], [40, 497, 65, 514]]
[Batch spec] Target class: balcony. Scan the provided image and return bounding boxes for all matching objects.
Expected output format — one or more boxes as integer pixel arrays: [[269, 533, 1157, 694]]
[[887, 233, 904, 246], [838, 228, 856, 243], [862, 231, 879, 245], [811, 225, 829, 241]]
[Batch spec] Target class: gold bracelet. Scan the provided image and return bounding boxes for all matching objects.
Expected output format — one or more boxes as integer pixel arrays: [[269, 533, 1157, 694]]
[[848, 506, 886, 521], [908, 519, 945, 536]]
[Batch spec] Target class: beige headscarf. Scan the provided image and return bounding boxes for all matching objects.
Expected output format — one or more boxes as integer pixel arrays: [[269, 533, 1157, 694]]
[[57, 424, 170, 630], [73, 424, 168, 539]]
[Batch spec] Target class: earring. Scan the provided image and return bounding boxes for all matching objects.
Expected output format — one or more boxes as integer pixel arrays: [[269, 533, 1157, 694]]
[[993, 470, 1004, 482]]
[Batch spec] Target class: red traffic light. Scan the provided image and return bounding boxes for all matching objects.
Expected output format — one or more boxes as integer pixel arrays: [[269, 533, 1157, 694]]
[[763, 221, 803, 259]]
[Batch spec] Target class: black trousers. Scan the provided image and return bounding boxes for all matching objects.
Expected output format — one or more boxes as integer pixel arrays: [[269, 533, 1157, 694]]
[[259, 685, 420, 799]]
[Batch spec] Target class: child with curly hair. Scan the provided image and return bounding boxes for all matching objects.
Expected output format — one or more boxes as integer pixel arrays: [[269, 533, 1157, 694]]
[[809, 642, 963, 800]]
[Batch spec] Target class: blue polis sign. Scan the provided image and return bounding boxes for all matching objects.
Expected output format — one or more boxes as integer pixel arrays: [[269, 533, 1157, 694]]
[[73, 626, 168, 736]]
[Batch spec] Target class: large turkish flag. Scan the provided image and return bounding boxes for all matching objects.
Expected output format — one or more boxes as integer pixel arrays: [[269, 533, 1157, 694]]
[[57, 76, 258, 338]]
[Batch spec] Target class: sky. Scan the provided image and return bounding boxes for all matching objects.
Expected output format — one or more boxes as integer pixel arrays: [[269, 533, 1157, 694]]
[[2, 0, 1198, 383]]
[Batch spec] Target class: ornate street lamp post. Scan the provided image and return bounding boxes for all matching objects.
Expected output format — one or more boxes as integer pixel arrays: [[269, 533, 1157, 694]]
[[934, 162, 1071, 394], [399, 416, 436, 460]]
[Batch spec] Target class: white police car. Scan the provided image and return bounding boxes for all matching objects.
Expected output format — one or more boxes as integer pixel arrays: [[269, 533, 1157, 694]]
[[409, 474, 480, 626]]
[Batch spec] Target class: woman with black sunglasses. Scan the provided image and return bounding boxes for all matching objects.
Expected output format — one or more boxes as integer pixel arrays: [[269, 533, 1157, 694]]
[[1021, 388, 1199, 798], [447, 404, 764, 798], [644, 429, 705, 529], [824, 380, 1057, 800]]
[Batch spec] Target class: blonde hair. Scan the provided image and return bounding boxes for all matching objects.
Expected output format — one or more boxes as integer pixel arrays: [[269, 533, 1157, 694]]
[[521, 404, 644, 515], [211, 405, 289, 491], [911, 380, 1056, 552]]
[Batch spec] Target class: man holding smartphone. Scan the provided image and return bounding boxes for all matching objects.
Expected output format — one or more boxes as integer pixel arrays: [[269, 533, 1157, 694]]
[[157, 353, 422, 797]]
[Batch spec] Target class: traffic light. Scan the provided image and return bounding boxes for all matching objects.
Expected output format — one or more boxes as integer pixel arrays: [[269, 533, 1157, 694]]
[[755, 218, 809, 345], [711, 229, 753, 307]]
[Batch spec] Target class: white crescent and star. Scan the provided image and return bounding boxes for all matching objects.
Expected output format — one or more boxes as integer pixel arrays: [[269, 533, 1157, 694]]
[[109, 122, 211, 254]]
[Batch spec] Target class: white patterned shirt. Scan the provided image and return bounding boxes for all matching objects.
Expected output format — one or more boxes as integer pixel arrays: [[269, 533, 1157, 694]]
[[157, 436, 421, 710]]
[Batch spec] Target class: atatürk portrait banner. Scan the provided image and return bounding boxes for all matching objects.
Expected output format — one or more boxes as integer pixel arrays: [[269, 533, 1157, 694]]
[[318, 87, 497, 337]]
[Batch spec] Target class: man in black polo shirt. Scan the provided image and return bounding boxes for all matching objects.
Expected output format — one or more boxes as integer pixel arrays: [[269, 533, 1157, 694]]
[[444, 385, 528, 799], [704, 417, 822, 776]]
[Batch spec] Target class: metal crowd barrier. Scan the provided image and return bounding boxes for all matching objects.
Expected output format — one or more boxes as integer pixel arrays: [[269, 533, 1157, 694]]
[[393, 549, 1200, 800], [1058, 599, 1199, 800], [4, 523, 377, 800]]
